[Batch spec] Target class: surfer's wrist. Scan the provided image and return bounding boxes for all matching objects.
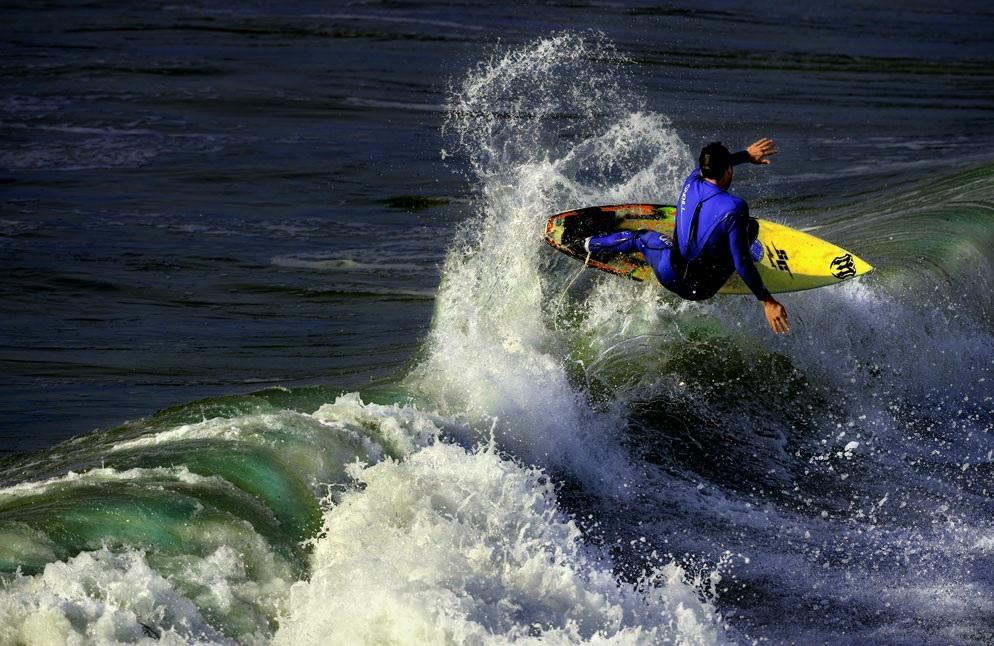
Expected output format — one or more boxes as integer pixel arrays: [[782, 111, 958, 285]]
[[730, 150, 750, 167]]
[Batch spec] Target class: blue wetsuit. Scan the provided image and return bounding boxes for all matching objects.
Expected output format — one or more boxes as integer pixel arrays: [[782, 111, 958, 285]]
[[587, 152, 771, 301]]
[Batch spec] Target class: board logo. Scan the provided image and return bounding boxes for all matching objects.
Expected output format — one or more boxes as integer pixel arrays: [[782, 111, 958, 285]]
[[831, 253, 857, 279], [765, 242, 793, 278]]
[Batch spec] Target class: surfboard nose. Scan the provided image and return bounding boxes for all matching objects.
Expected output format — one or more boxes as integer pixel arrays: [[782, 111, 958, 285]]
[[853, 254, 874, 276]]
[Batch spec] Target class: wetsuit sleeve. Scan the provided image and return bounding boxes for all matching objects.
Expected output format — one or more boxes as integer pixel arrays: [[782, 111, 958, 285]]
[[730, 150, 750, 166], [728, 210, 772, 301]]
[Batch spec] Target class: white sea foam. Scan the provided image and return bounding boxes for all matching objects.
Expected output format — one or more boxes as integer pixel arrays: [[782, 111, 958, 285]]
[[0, 549, 233, 645], [275, 441, 725, 645]]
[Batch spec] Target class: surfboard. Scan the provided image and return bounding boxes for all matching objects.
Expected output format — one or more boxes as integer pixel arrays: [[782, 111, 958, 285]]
[[544, 204, 873, 294]]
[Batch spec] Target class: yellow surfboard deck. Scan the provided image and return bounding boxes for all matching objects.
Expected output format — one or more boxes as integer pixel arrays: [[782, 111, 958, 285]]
[[544, 204, 873, 294]]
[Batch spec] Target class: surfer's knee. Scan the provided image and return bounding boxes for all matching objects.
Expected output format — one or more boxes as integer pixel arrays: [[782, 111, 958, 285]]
[[637, 230, 672, 252]]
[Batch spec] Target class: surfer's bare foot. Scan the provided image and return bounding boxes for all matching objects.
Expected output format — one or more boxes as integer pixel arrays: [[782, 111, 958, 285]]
[[763, 295, 790, 334]]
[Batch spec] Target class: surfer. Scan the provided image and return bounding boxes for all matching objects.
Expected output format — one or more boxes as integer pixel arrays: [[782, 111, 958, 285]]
[[583, 139, 790, 335]]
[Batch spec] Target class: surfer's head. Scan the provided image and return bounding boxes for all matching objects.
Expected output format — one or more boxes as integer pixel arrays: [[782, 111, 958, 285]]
[[699, 142, 732, 189]]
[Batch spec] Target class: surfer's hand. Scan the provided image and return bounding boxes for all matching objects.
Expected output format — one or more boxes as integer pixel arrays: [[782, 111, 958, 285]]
[[746, 138, 778, 165], [763, 296, 790, 335]]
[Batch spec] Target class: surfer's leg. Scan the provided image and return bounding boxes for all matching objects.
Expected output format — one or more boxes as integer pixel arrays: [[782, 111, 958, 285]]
[[635, 233, 711, 300], [584, 230, 638, 255], [586, 231, 707, 300], [642, 238, 691, 298]]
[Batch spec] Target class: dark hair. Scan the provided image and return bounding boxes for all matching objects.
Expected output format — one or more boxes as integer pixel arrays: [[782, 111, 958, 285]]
[[699, 142, 731, 180]]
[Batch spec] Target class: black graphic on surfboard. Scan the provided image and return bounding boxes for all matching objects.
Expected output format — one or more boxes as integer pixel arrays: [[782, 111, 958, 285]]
[[831, 253, 857, 279]]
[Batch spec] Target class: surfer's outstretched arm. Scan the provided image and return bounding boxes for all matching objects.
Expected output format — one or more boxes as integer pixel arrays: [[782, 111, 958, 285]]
[[735, 219, 790, 335], [728, 213, 771, 302], [742, 138, 778, 165], [729, 138, 778, 167]]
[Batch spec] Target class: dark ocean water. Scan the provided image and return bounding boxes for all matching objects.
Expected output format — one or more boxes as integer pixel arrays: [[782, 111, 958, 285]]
[[2, 2, 994, 644]]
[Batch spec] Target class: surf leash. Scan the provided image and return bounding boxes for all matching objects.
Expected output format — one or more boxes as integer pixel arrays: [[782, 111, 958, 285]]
[[555, 247, 592, 318]]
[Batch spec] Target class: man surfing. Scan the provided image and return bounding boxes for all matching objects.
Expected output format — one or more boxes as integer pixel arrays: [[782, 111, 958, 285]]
[[583, 138, 790, 335]]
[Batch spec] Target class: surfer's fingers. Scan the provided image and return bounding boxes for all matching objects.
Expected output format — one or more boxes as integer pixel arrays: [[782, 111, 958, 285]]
[[751, 139, 771, 152], [751, 139, 777, 164]]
